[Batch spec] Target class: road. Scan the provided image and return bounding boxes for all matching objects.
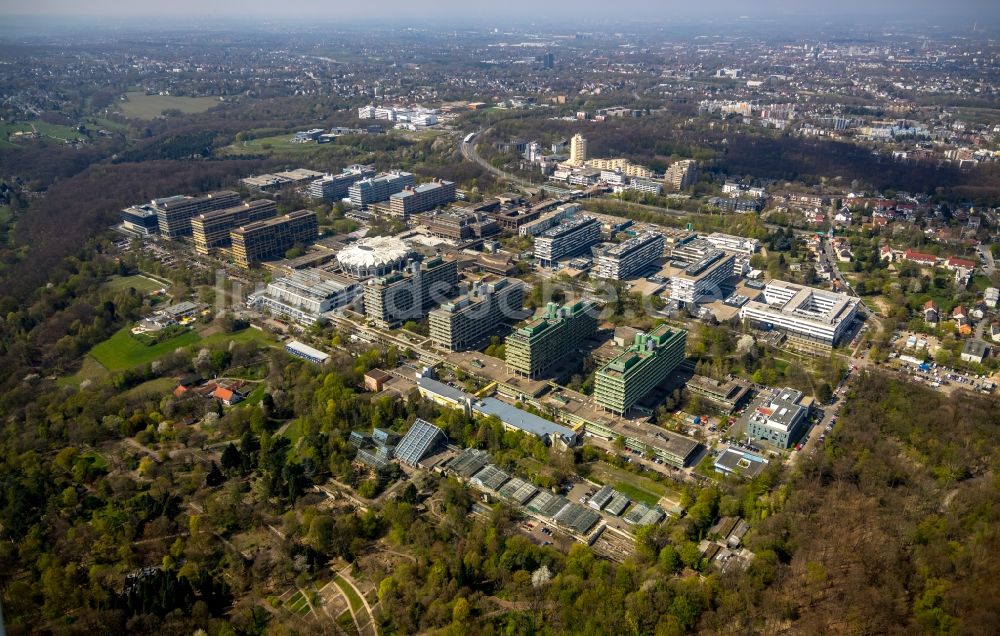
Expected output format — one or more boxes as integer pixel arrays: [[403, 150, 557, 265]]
[[976, 244, 996, 276], [460, 129, 540, 190]]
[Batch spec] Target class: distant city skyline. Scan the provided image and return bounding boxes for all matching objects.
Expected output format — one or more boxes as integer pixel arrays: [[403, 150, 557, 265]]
[[3, 0, 999, 22]]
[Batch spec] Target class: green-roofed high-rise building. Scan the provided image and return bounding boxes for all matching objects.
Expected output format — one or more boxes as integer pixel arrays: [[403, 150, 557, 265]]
[[594, 324, 687, 415], [505, 301, 598, 379]]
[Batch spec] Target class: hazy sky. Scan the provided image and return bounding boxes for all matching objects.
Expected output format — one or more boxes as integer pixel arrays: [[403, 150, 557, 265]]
[[2, 0, 999, 21]]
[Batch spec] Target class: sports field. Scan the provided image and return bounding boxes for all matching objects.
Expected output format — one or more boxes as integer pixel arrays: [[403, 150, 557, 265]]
[[118, 92, 221, 119], [103, 274, 167, 295]]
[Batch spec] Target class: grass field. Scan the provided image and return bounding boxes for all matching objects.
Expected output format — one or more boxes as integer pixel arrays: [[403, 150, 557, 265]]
[[103, 274, 167, 295], [58, 355, 112, 387], [89, 326, 201, 372], [200, 328, 275, 348], [0, 205, 11, 223], [118, 92, 221, 119], [588, 461, 676, 507], [1, 121, 87, 148], [123, 377, 177, 399]]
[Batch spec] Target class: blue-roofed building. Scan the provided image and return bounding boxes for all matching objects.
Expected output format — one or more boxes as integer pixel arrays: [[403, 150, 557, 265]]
[[415, 369, 578, 447]]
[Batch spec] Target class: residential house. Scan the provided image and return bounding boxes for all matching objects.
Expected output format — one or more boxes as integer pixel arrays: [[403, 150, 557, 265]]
[[923, 300, 939, 325], [903, 249, 937, 267]]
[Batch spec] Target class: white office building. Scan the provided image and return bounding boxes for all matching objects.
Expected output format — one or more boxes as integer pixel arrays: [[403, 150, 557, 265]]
[[739, 280, 860, 349], [704, 232, 760, 255], [670, 250, 735, 304], [534, 216, 602, 267], [248, 269, 361, 324], [595, 232, 665, 280]]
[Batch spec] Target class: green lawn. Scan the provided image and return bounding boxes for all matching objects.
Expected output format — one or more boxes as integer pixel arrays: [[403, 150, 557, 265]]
[[282, 420, 305, 443], [118, 92, 221, 119], [588, 461, 675, 507], [693, 453, 721, 481], [103, 274, 167, 295], [1, 121, 86, 148], [236, 384, 267, 407], [0, 205, 11, 223], [200, 328, 275, 348], [89, 326, 201, 372], [333, 576, 365, 615], [123, 376, 177, 399], [58, 355, 111, 387]]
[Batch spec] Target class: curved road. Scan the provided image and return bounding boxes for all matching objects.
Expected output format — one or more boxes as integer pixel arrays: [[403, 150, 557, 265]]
[[460, 129, 545, 190]]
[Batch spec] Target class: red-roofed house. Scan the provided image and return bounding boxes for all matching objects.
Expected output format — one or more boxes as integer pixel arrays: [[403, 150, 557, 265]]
[[944, 256, 976, 271], [904, 249, 937, 266], [212, 386, 242, 406], [952, 306, 969, 328], [173, 385, 189, 399], [880, 245, 895, 262]]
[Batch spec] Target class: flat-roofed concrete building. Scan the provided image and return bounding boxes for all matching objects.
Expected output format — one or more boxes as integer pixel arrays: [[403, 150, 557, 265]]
[[421, 209, 499, 241], [363, 256, 459, 328], [120, 203, 161, 236], [429, 277, 525, 351], [746, 387, 809, 449], [670, 249, 735, 304], [534, 215, 602, 267], [247, 268, 360, 324], [505, 300, 598, 379], [686, 375, 751, 413], [595, 232, 665, 280], [306, 164, 376, 201], [595, 324, 687, 415], [230, 210, 318, 269], [192, 199, 278, 255], [154, 190, 241, 238], [739, 280, 860, 351], [348, 171, 415, 209], [704, 232, 760, 255], [389, 179, 456, 217]]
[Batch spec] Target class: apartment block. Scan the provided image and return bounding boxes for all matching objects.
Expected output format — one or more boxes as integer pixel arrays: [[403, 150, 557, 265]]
[[155, 190, 241, 238], [348, 171, 415, 209], [595, 232, 665, 280], [306, 164, 376, 201], [665, 159, 697, 191], [594, 324, 687, 415], [388, 179, 456, 217], [429, 277, 525, 351], [505, 300, 598, 379], [191, 199, 278, 255], [534, 215, 602, 267], [230, 210, 318, 269], [363, 257, 459, 329]]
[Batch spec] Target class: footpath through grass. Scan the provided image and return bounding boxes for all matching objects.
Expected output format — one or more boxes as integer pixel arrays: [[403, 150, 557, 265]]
[[333, 575, 365, 614]]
